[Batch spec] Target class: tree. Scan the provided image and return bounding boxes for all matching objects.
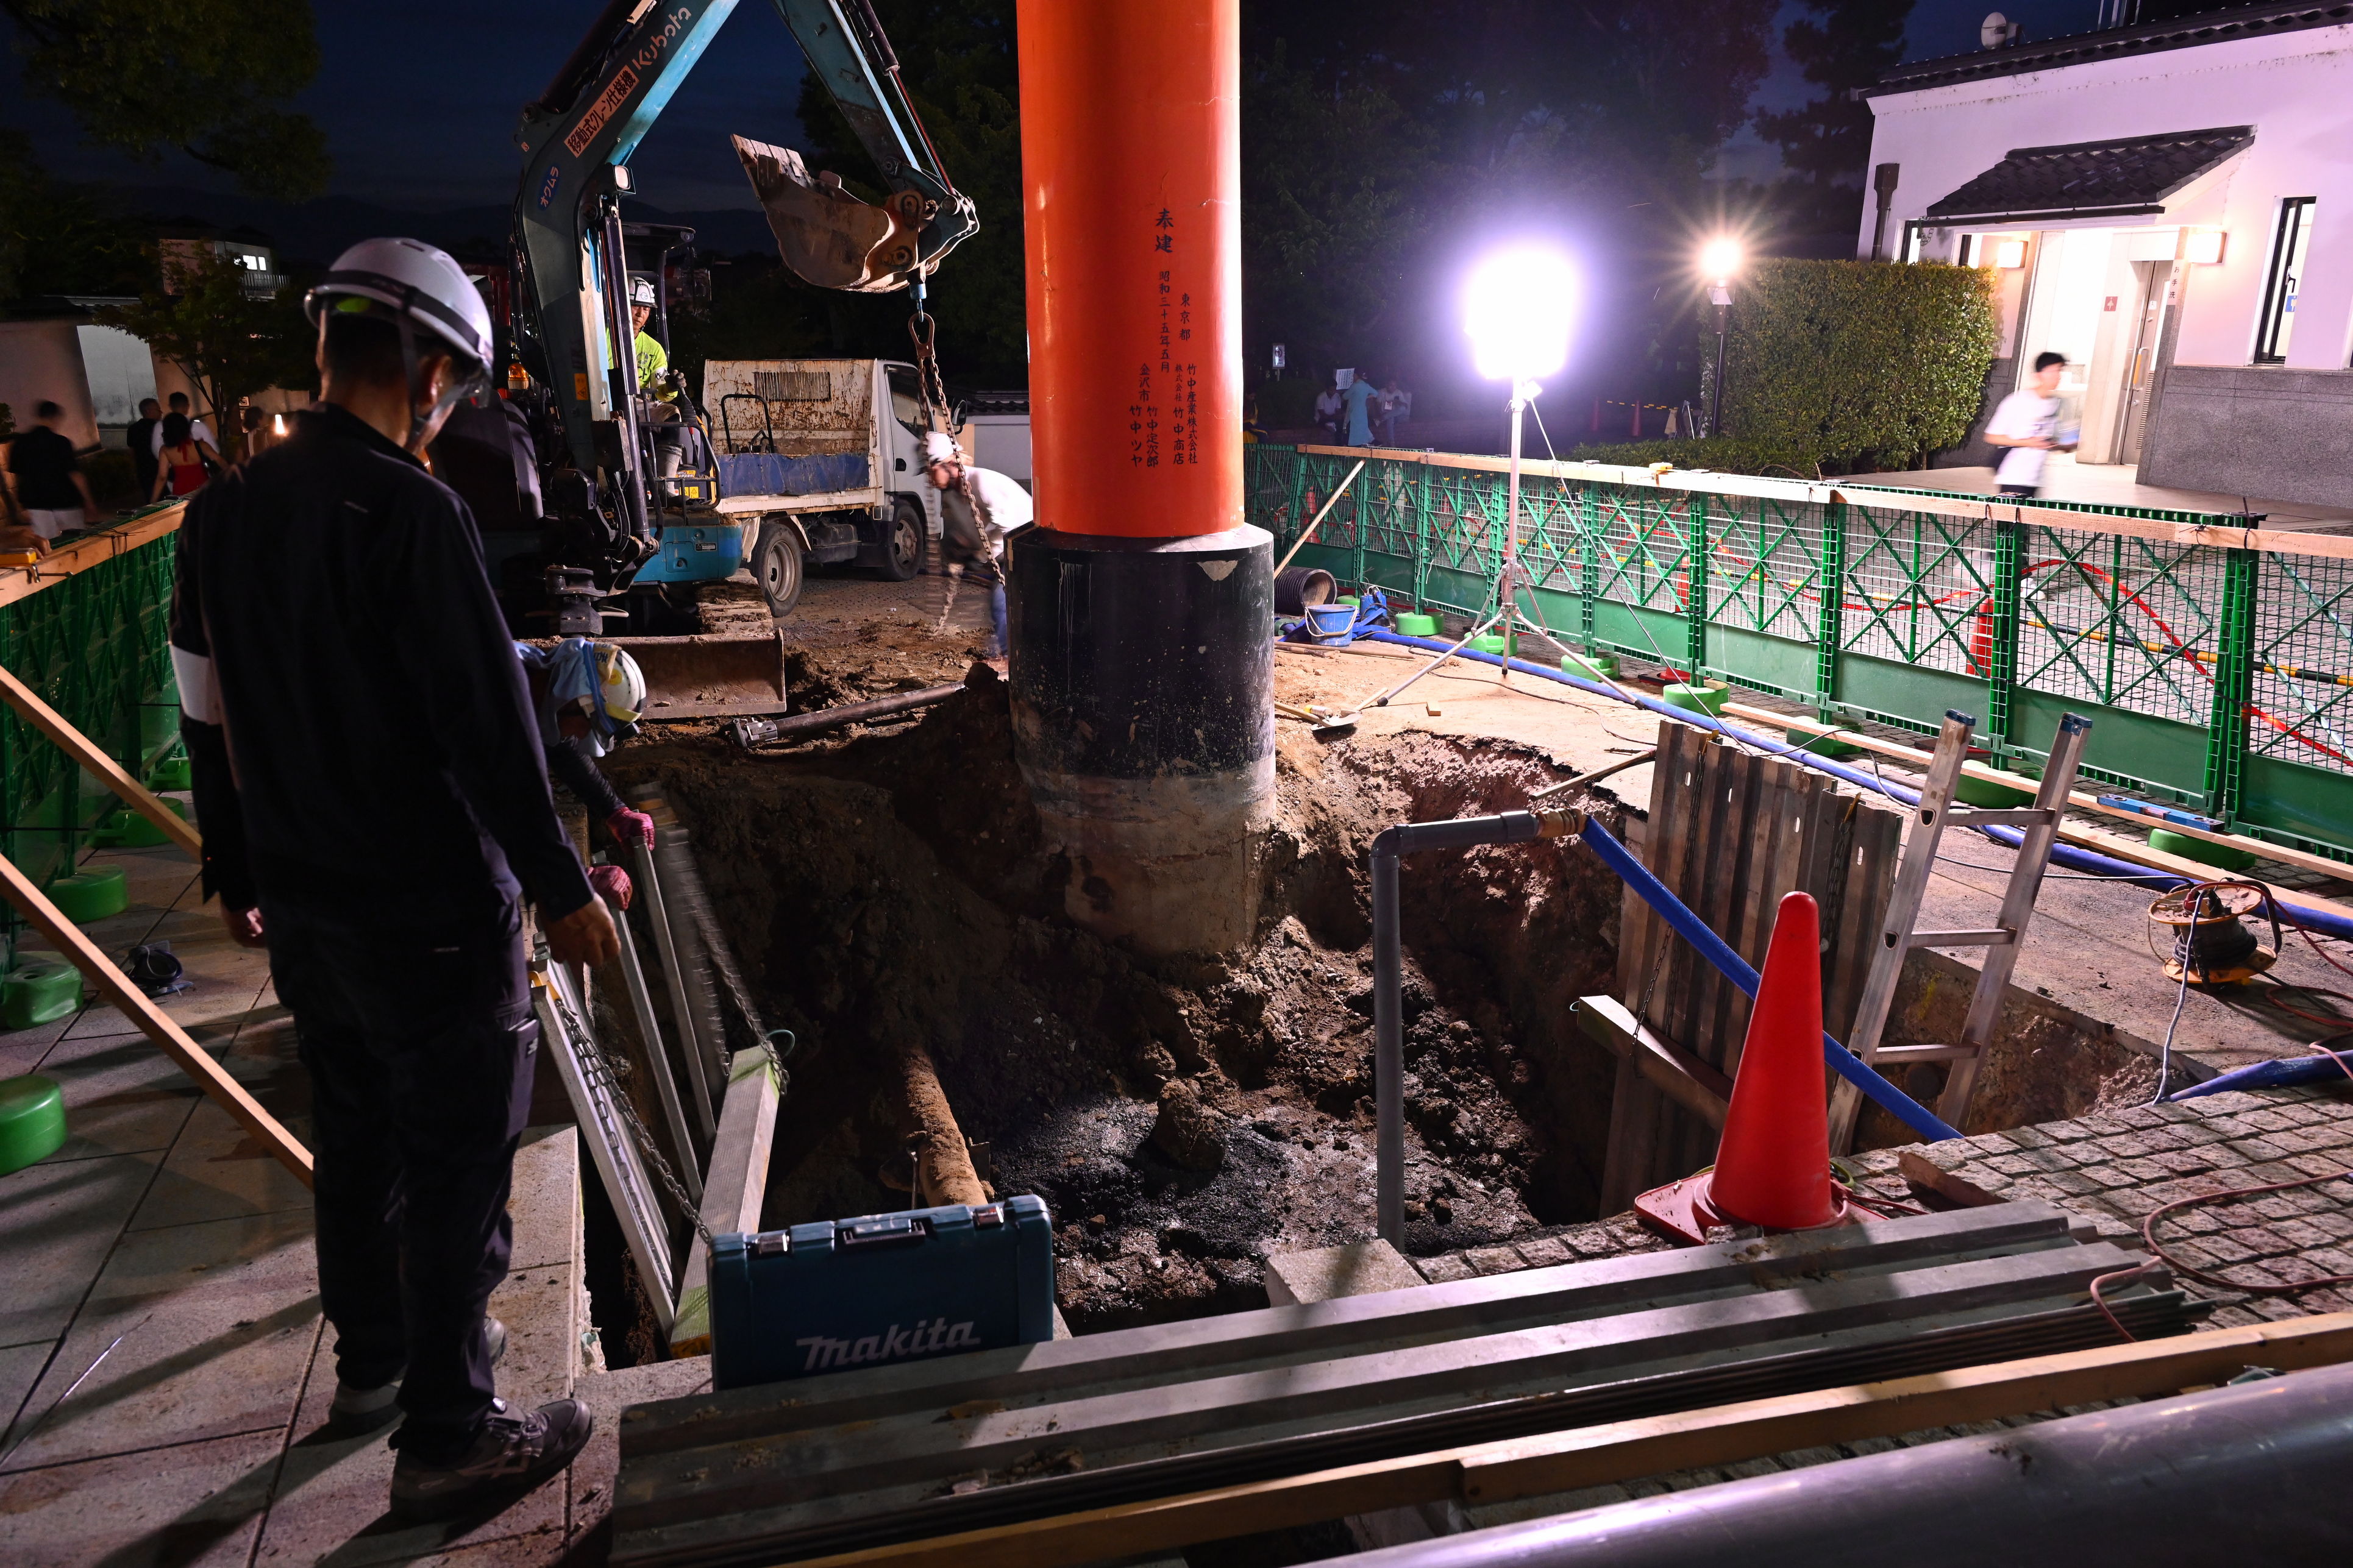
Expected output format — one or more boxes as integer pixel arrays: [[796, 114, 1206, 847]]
[[0, 130, 150, 301], [1754, 0, 1916, 242], [100, 249, 313, 460], [2, 0, 331, 201]]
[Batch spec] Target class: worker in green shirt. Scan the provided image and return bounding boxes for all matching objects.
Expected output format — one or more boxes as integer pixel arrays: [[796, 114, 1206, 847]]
[[627, 276, 676, 405]]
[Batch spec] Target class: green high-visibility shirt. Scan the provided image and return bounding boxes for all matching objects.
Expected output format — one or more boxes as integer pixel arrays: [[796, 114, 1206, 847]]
[[635, 330, 675, 400]]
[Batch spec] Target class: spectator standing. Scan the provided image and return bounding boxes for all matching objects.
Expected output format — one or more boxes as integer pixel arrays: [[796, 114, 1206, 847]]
[[1344, 372, 1376, 447], [127, 397, 163, 500], [240, 406, 272, 458], [4, 400, 99, 541], [152, 413, 224, 502], [1984, 352, 2079, 499], [150, 391, 216, 461], [1382, 378, 1409, 444]]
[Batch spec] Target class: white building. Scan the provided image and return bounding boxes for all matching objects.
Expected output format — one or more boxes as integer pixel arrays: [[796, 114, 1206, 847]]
[[1861, 3, 2353, 505]]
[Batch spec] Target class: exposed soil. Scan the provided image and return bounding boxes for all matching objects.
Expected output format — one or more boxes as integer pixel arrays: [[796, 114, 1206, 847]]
[[601, 621, 1641, 1331]]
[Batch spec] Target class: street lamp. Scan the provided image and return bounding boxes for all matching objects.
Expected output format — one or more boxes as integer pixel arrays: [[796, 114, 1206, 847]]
[[1700, 239, 1742, 439], [1462, 246, 1577, 672]]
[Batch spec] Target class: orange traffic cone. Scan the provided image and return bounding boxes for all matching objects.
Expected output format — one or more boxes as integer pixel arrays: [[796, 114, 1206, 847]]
[[1634, 891, 1847, 1243]]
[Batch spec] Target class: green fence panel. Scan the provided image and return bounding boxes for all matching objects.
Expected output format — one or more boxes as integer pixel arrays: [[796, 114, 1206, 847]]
[[1249, 445, 2353, 860]]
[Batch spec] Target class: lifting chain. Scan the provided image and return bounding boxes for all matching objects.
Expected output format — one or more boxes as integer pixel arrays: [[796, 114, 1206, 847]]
[[694, 912, 797, 1093], [906, 290, 953, 436], [546, 966, 716, 1250]]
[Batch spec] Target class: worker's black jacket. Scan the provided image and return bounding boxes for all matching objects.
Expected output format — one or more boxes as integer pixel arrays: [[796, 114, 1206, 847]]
[[170, 404, 593, 934]]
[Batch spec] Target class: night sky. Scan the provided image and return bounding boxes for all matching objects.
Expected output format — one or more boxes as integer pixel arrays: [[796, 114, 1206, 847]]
[[4, 1, 2109, 219]]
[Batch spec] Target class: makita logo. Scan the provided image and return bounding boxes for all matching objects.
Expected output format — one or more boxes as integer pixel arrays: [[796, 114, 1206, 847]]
[[796, 1317, 978, 1372]]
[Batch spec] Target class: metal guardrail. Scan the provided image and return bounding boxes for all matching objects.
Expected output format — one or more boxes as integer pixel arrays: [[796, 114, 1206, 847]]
[[0, 502, 187, 914], [1248, 444, 2353, 861]]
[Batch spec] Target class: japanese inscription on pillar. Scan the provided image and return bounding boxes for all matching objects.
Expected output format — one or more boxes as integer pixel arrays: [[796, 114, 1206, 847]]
[[1133, 207, 1199, 468]]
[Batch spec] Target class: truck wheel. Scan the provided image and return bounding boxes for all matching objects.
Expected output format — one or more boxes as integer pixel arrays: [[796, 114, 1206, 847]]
[[752, 522, 805, 619], [878, 498, 924, 582]]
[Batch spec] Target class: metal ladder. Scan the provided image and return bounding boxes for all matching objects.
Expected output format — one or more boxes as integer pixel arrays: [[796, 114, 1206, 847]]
[[1826, 708, 2091, 1151]]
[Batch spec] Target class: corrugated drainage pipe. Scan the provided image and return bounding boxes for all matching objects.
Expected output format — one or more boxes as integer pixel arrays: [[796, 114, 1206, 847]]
[[1358, 630, 2353, 946], [1369, 809, 1956, 1244], [1302, 1360, 2353, 1568]]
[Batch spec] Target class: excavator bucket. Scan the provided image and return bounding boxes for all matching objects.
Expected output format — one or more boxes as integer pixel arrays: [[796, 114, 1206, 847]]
[[733, 134, 922, 294], [611, 633, 792, 722]]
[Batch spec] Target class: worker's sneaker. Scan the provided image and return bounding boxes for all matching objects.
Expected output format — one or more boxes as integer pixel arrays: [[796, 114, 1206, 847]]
[[327, 1317, 510, 1436], [388, 1397, 594, 1522]]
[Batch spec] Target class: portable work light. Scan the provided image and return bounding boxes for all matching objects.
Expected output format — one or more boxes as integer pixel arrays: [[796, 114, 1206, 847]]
[[1462, 248, 1576, 385], [1700, 238, 1743, 284]]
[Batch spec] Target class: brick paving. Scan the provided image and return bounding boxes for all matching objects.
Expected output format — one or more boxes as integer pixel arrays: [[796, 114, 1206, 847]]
[[1409, 1085, 2353, 1330]]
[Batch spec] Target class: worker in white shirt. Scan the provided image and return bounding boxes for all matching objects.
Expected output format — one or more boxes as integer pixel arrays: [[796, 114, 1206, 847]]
[[1984, 352, 2079, 499], [149, 391, 216, 459], [923, 430, 1032, 660]]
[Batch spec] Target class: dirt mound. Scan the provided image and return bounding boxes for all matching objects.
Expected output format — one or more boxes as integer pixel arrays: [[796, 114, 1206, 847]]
[[602, 628, 1650, 1330]]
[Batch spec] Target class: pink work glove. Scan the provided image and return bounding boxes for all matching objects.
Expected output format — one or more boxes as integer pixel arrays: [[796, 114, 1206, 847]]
[[588, 862, 635, 911], [606, 807, 655, 851]]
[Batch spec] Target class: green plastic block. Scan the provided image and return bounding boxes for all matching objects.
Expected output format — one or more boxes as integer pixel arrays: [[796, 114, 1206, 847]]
[[49, 866, 128, 923], [1785, 726, 1859, 758], [91, 800, 187, 849], [1660, 683, 1726, 716], [1469, 633, 1509, 655], [2, 963, 82, 1030], [146, 756, 193, 792], [1338, 595, 1361, 607], [1954, 775, 2035, 809], [1562, 652, 1619, 681], [1394, 612, 1440, 636], [2148, 827, 2259, 873], [0, 1074, 68, 1175]]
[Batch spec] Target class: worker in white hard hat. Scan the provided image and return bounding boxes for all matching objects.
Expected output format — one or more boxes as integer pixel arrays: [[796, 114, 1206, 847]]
[[516, 639, 657, 903], [168, 236, 609, 1520], [627, 275, 677, 406], [922, 430, 1032, 660]]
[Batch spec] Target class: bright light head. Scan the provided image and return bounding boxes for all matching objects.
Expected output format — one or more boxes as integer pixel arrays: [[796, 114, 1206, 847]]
[[1464, 247, 1576, 384], [1700, 238, 1743, 284]]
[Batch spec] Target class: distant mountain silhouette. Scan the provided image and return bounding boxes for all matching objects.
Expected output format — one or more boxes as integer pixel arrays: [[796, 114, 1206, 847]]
[[88, 186, 779, 269]]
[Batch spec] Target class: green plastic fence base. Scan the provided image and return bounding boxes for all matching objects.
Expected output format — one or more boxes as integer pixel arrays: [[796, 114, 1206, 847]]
[[2, 963, 82, 1030], [1954, 775, 2036, 809], [92, 800, 187, 849], [1338, 595, 1361, 607], [146, 756, 193, 792], [2148, 827, 2259, 872], [1660, 683, 1727, 716], [1395, 612, 1440, 636], [49, 867, 129, 923], [1785, 726, 1860, 758], [1564, 652, 1619, 680], [0, 1074, 68, 1174], [1468, 634, 1509, 655]]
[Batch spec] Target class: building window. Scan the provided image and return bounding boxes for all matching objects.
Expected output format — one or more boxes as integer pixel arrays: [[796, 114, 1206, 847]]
[[1900, 222, 1926, 264], [2252, 197, 2315, 364]]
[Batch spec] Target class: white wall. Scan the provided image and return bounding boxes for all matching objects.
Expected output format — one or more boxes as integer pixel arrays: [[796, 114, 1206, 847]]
[[75, 325, 160, 428], [1865, 27, 2353, 372], [0, 322, 101, 449]]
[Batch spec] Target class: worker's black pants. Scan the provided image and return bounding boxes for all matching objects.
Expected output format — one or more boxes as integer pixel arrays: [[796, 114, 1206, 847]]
[[263, 897, 537, 1461]]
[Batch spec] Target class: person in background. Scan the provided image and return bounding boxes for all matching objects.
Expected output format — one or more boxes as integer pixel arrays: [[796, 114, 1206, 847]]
[[149, 391, 215, 461], [5, 400, 99, 542], [240, 405, 272, 458], [924, 430, 1033, 661], [152, 413, 223, 501], [514, 638, 656, 910], [1381, 378, 1408, 445], [127, 397, 163, 500], [1344, 371, 1376, 447], [1243, 396, 1265, 444], [1313, 380, 1342, 441], [1984, 351, 2079, 499]]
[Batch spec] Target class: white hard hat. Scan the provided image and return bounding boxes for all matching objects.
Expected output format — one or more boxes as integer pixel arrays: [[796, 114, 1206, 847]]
[[630, 275, 658, 307], [922, 431, 961, 466], [594, 644, 646, 725], [306, 238, 494, 370]]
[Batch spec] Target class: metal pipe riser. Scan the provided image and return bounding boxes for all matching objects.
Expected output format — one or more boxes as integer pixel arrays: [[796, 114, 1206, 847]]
[[1008, 526, 1275, 956], [1319, 1361, 2353, 1568]]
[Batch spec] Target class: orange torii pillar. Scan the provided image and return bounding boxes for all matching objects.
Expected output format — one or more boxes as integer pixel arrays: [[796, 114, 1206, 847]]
[[1009, 0, 1272, 954]]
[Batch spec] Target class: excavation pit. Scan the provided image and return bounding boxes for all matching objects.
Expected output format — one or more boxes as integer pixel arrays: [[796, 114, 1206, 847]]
[[594, 622, 2209, 1333]]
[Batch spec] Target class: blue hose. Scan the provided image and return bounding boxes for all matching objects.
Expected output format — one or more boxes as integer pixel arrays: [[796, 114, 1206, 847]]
[[1358, 630, 2353, 945], [1577, 817, 1962, 1143], [2167, 1049, 2353, 1101]]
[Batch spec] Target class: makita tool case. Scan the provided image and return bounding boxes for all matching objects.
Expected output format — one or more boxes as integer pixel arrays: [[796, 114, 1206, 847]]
[[708, 1196, 1055, 1389]]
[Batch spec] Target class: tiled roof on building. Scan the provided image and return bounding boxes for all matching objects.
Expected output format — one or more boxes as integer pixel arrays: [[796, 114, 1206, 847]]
[[1924, 126, 2255, 222]]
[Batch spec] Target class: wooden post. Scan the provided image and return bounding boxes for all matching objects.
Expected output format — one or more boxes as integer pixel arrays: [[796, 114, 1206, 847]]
[[0, 849, 310, 1185], [667, 1044, 780, 1358], [0, 661, 202, 859]]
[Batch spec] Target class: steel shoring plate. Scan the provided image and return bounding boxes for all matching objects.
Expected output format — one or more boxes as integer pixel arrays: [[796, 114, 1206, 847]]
[[612, 1219, 2193, 1564]]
